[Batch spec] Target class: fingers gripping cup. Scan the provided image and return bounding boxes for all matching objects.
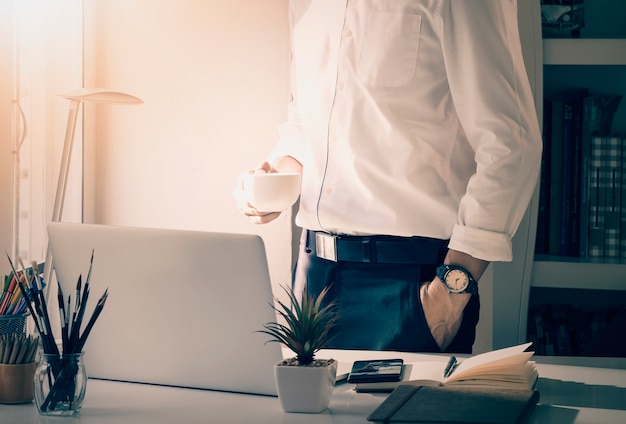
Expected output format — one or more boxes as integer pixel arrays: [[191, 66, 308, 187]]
[[244, 173, 302, 213]]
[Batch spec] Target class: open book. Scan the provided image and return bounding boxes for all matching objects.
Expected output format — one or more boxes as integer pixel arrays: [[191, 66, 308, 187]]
[[353, 342, 537, 393]]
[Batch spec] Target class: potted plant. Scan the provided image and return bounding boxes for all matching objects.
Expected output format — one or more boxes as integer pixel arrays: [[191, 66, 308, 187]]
[[258, 284, 340, 413]]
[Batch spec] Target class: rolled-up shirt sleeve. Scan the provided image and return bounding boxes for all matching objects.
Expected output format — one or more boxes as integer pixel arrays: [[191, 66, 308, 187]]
[[441, 0, 543, 261]]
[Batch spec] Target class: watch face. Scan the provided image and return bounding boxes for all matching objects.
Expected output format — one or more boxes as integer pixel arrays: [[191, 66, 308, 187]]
[[445, 269, 469, 293]]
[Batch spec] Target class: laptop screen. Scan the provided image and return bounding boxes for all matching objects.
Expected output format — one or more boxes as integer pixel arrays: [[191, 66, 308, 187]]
[[48, 223, 283, 396]]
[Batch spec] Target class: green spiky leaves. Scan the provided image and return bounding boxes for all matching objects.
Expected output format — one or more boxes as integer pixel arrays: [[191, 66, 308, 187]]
[[258, 285, 339, 366]]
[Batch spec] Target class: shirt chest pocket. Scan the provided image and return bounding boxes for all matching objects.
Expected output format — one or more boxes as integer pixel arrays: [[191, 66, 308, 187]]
[[357, 12, 422, 88]]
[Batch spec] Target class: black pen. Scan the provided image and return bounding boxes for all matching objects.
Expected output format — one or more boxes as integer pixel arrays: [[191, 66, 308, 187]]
[[443, 356, 457, 378]]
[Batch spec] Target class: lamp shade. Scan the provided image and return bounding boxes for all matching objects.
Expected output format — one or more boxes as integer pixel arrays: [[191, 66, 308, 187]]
[[60, 88, 143, 105]]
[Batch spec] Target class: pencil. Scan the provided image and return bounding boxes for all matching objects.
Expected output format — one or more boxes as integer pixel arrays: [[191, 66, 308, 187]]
[[6, 254, 59, 355], [5, 254, 41, 333], [0, 274, 17, 314], [12, 297, 27, 315]]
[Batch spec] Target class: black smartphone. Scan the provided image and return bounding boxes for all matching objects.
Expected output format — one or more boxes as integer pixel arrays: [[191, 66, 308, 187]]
[[346, 359, 404, 384]]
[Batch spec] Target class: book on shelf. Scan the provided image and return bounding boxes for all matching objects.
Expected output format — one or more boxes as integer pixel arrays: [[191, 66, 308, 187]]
[[351, 342, 537, 393], [580, 93, 622, 257], [367, 384, 540, 424], [604, 135, 622, 257], [547, 99, 564, 256], [537, 89, 623, 258], [535, 100, 553, 255], [579, 93, 623, 256], [622, 136, 626, 258], [581, 306, 626, 357], [529, 305, 568, 356], [587, 135, 607, 257], [587, 134, 625, 258], [527, 304, 625, 357], [553, 304, 574, 356], [560, 87, 588, 257]]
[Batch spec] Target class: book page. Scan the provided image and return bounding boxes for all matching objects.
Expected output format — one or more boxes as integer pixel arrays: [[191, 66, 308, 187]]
[[403, 361, 447, 384], [444, 362, 539, 390], [447, 342, 532, 381]]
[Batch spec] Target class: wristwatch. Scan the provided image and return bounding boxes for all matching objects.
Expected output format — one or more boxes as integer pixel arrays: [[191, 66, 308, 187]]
[[435, 264, 478, 294]]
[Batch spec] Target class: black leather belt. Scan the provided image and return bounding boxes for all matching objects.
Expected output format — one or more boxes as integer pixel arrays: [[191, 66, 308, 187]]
[[306, 230, 447, 265]]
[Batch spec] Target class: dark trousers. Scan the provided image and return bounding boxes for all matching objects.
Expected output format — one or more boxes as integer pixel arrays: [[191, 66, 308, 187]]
[[293, 230, 480, 354]]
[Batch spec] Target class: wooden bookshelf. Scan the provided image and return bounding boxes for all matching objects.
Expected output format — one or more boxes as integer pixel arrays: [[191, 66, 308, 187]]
[[523, 0, 626, 358]]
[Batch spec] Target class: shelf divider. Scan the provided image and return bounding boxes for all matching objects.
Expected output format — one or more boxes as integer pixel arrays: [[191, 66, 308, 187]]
[[532, 258, 626, 290], [543, 39, 626, 65]]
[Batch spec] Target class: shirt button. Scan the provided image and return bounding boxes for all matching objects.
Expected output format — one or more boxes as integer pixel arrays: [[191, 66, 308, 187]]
[[337, 82, 345, 91], [324, 187, 333, 195], [344, 29, 353, 38], [329, 134, 337, 143]]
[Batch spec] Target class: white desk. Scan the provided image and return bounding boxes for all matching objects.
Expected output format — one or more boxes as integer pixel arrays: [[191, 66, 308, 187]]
[[3, 350, 626, 424]]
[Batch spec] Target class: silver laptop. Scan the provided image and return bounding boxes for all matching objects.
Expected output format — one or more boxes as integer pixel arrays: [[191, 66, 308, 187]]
[[47, 222, 284, 396]]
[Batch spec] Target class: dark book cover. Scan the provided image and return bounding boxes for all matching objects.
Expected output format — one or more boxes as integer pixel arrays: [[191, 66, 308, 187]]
[[367, 385, 540, 424], [588, 136, 606, 257], [582, 306, 626, 357], [603, 136, 622, 257], [552, 305, 573, 356], [621, 137, 626, 258], [548, 100, 564, 255], [560, 87, 588, 257], [527, 305, 548, 356]]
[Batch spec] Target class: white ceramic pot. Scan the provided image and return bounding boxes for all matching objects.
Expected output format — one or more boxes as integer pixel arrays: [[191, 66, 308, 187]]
[[274, 359, 338, 413]]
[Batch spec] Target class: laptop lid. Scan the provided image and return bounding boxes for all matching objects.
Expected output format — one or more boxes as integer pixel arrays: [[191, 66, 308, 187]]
[[47, 222, 283, 396]]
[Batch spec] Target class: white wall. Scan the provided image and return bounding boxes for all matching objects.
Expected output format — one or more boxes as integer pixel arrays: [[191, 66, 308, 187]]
[[82, 0, 294, 288], [0, 1, 15, 276]]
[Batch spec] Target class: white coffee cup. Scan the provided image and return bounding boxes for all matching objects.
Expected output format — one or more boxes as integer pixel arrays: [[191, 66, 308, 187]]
[[244, 172, 302, 213]]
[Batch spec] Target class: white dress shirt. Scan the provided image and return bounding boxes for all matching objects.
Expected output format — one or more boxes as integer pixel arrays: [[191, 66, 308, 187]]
[[269, 0, 542, 262]]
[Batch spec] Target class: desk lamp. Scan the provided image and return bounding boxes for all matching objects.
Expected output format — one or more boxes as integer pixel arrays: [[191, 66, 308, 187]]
[[42, 88, 143, 296]]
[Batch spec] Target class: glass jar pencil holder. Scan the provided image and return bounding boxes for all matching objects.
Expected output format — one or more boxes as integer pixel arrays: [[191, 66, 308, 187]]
[[33, 352, 87, 416]]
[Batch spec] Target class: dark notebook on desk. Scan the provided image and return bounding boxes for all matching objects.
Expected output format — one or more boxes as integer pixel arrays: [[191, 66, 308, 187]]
[[367, 385, 540, 424]]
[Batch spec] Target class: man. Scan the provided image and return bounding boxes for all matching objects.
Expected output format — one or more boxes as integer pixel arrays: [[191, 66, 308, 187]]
[[237, 0, 542, 353]]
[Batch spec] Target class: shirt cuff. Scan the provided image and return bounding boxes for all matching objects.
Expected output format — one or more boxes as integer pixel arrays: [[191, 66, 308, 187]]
[[448, 224, 513, 262]]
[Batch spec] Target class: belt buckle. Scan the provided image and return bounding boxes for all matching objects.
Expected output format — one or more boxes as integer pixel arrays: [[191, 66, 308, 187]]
[[315, 232, 338, 262]]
